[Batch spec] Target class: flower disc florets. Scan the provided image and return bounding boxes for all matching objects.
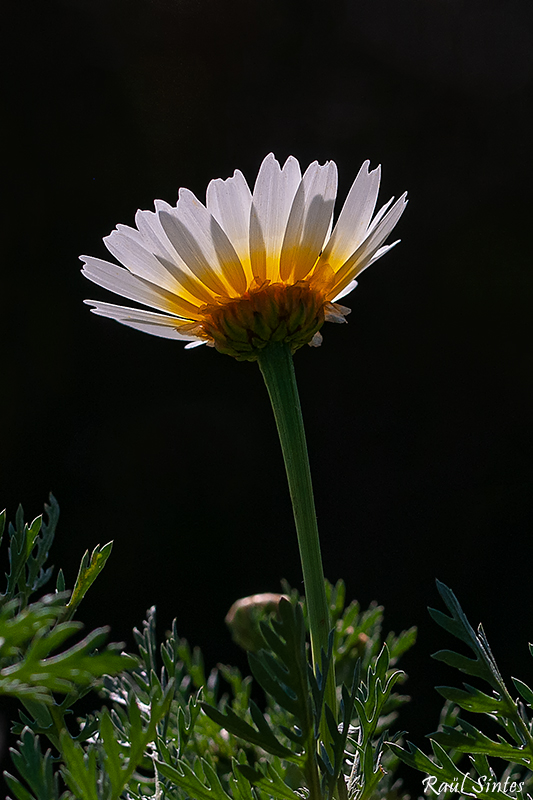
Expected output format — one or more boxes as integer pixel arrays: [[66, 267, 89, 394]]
[[199, 280, 326, 360], [81, 153, 407, 357]]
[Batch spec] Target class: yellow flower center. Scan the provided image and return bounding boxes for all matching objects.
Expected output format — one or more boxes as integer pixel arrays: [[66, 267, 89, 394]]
[[197, 279, 328, 361]]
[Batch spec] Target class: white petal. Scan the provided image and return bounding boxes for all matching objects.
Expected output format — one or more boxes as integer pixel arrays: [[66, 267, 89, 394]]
[[320, 161, 381, 268], [149, 199, 218, 302], [206, 169, 253, 275], [104, 226, 180, 293], [353, 194, 408, 266], [151, 253, 215, 305], [331, 279, 358, 302], [135, 206, 186, 265], [84, 300, 205, 342], [367, 196, 394, 233], [365, 240, 400, 267], [308, 331, 323, 347], [80, 256, 199, 318], [249, 154, 301, 281], [178, 189, 248, 294], [280, 160, 338, 281], [327, 194, 407, 299], [329, 244, 398, 303], [129, 207, 217, 305], [160, 189, 247, 296]]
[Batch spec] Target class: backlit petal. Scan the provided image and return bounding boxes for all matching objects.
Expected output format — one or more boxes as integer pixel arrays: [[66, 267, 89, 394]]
[[135, 205, 218, 304], [249, 154, 301, 282], [104, 226, 180, 293], [319, 161, 381, 270], [85, 300, 205, 342], [160, 189, 247, 296], [280, 160, 337, 281], [80, 256, 201, 319], [206, 169, 253, 279], [327, 194, 408, 299]]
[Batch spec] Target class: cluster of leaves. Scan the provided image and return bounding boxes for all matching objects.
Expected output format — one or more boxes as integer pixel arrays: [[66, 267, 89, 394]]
[[390, 581, 533, 800], [0, 496, 137, 799], [0, 497, 135, 705], [1, 497, 417, 800], [4, 498, 533, 800], [203, 593, 413, 800]]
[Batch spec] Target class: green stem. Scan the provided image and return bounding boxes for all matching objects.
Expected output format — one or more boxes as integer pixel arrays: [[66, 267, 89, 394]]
[[257, 342, 336, 733]]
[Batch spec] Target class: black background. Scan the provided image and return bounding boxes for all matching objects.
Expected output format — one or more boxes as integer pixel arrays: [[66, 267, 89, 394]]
[[3, 0, 533, 794]]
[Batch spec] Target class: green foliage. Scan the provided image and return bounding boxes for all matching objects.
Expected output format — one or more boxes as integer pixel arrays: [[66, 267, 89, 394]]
[[155, 755, 233, 800], [203, 600, 311, 764], [0, 497, 134, 707], [201, 589, 414, 800], [390, 580, 533, 800], [343, 645, 406, 800], [2, 497, 416, 800], [1, 604, 132, 701], [4, 728, 62, 800], [0, 497, 136, 800], [1, 496, 59, 608], [58, 681, 175, 800], [323, 579, 417, 690], [64, 542, 113, 621]]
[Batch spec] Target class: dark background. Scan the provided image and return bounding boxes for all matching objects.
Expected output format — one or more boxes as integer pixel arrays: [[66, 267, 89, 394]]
[[3, 0, 533, 794]]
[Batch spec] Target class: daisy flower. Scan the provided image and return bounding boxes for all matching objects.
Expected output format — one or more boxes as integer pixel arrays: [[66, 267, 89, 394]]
[[81, 154, 407, 360], [80, 154, 409, 726]]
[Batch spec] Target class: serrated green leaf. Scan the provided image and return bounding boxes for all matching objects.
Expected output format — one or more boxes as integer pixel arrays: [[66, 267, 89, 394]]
[[431, 581, 504, 692], [201, 701, 296, 760], [229, 757, 255, 800], [432, 648, 492, 681], [25, 517, 42, 559], [513, 678, 533, 708], [249, 650, 297, 713], [347, 646, 406, 800], [374, 644, 389, 684], [323, 679, 356, 786], [65, 541, 113, 619], [1, 622, 135, 699], [237, 762, 301, 800], [386, 626, 417, 661], [436, 684, 506, 714], [2, 496, 60, 605], [4, 772, 37, 800], [0, 596, 64, 656], [389, 739, 516, 800], [356, 738, 385, 800], [100, 708, 125, 794], [60, 732, 99, 800], [6, 727, 60, 800], [156, 757, 233, 800], [250, 598, 314, 750], [430, 723, 532, 767]]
